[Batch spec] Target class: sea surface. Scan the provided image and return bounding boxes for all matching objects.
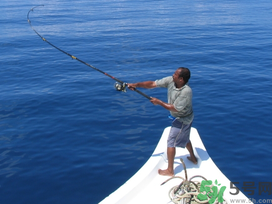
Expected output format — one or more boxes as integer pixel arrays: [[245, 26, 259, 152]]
[[1, 0, 272, 203]]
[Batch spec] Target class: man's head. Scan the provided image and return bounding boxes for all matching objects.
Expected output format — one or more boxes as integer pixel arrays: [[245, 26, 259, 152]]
[[177, 67, 190, 84], [173, 67, 190, 88]]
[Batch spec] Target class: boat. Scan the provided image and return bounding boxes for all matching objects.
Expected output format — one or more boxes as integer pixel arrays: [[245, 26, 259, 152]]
[[99, 127, 252, 204]]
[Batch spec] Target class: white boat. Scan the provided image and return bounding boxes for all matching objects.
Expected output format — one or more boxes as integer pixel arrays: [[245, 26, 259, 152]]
[[99, 127, 252, 204]]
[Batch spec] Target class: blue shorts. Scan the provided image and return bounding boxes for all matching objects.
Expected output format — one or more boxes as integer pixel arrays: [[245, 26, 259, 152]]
[[167, 119, 192, 148]]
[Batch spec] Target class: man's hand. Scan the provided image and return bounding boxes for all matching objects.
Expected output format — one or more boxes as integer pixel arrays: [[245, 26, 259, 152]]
[[127, 83, 136, 91], [150, 97, 161, 105], [150, 97, 178, 112]]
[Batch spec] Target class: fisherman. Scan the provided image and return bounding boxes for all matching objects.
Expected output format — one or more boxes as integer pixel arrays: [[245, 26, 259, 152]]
[[128, 67, 197, 176]]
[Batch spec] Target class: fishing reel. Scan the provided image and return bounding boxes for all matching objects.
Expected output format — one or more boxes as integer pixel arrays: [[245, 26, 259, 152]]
[[114, 82, 127, 92]]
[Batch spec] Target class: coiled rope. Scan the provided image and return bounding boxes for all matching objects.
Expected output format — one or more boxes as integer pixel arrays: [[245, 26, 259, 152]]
[[161, 159, 227, 204], [27, 5, 151, 100]]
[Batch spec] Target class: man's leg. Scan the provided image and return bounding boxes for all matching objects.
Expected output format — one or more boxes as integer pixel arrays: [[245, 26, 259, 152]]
[[158, 147, 175, 176], [186, 141, 197, 164]]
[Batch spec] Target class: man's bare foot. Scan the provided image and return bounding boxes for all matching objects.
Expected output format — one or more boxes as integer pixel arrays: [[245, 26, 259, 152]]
[[187, 156, 198, 164], [158, 169, 174, 176]]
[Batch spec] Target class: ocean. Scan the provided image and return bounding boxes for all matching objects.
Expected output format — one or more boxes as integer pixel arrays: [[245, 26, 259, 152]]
[[1, 0, 272, 203]]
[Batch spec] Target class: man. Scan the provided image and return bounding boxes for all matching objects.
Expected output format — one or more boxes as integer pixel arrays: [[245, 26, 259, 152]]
[[128, 67, 197, 177]]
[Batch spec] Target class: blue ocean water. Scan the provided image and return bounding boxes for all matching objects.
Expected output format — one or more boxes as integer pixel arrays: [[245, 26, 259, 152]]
[[1, 0, 272, 203]]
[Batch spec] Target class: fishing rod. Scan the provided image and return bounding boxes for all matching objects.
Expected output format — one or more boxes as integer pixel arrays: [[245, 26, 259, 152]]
[[27, 5, 151, 100]]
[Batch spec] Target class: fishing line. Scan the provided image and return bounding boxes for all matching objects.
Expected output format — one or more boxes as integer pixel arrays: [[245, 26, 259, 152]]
[[27, 5, 151, 100]]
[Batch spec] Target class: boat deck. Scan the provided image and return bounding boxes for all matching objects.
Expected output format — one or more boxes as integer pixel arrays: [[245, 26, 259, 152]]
[[100, 127, 251, 204]]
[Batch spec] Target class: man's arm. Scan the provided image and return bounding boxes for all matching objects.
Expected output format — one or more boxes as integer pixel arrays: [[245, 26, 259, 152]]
[[150, 97, 178, 112], [128, 81, 157, 89], [127, 81, 177, 112]]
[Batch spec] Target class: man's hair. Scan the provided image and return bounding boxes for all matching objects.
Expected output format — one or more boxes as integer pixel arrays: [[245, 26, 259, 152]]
[[178, 67, 190, 83]]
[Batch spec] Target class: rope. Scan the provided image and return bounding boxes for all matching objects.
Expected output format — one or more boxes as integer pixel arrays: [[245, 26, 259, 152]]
[[161, 159, 227, 204], [27, 5, 151, 100]]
